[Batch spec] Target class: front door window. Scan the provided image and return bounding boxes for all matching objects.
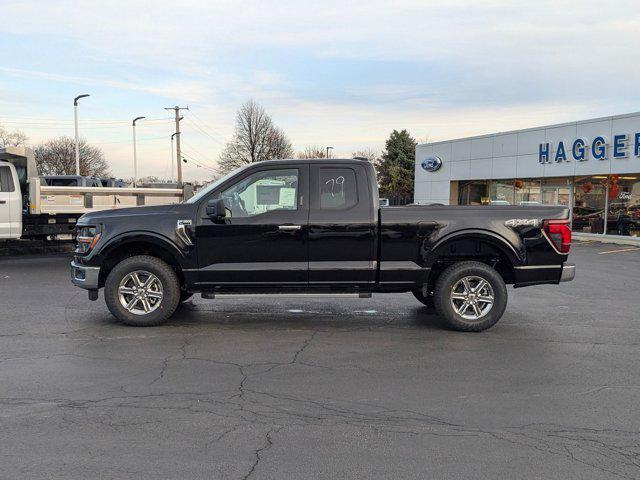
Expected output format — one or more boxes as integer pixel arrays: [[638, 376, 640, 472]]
[[221, 169, 298, 218]]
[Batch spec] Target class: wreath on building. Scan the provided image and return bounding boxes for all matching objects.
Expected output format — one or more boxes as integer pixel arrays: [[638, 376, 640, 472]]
[[514, 179, 523, 189], [582, 182, 593, 194]]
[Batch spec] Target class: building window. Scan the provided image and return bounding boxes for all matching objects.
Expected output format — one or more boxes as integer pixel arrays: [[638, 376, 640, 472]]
[[542, 177, 571, 206], [573, 176, 607, 234], [458, 181, 489, 205], [489, 180, 514, 205], [606, 175, 640, 237], [515, 179, 542, 205]]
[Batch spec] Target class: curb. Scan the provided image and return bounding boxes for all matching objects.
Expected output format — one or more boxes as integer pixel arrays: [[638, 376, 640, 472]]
[[573, 233, 640, 247]]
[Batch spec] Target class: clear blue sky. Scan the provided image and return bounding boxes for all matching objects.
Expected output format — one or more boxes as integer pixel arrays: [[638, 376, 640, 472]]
[[1, 0, 639, 180]]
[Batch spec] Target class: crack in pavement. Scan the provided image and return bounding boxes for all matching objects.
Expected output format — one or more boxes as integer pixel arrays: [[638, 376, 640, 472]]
[[242, 426, 283, 480], [1, 387, 639, 478]]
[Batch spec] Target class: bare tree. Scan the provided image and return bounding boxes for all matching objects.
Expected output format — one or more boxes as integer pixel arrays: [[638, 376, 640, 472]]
[[0, 124, 28, 148], [352, 148, 379, 163], [34, 136, 110, 177], [218, 99, 294, 174], [296, 145, 329, 159]]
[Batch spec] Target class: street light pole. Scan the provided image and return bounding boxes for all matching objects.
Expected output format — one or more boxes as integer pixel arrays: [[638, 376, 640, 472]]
[[132, 116, 145, 187], [73, 94, 90, 175], [326, 146, 334, 159]]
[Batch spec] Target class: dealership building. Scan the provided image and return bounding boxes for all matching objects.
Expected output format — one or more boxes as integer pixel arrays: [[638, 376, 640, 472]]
[[414, 112, 640, 238]]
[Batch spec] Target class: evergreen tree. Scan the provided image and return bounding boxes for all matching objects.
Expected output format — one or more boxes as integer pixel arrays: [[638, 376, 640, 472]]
[[375, 129, 416, 199]]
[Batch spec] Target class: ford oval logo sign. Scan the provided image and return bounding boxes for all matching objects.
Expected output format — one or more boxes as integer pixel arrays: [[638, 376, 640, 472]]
[[421, 155, 442, 172]]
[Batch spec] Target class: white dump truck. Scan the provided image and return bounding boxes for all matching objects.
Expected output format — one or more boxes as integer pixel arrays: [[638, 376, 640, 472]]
[[0, 146, 190, 240]]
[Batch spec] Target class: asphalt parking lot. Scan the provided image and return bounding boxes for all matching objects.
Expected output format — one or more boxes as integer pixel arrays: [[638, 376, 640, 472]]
[[1, 242, 639, 479]]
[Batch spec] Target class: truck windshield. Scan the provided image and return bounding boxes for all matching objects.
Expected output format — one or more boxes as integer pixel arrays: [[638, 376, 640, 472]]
[[185, 164, 252, 204]]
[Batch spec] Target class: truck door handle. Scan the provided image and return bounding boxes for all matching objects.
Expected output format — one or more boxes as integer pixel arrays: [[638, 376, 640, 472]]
[[0, 200, 6, 204], [278, 225, 302, 231]]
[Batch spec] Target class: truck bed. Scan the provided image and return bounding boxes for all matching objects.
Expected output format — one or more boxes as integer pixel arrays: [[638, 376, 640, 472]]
[[378, 204, 570, 287]]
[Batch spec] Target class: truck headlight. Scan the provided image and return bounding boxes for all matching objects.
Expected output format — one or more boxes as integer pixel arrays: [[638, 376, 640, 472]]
[[76, 225, 102, 254]]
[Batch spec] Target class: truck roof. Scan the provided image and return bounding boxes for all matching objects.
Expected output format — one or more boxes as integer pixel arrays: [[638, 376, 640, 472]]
[[250, 158, 372, 166]]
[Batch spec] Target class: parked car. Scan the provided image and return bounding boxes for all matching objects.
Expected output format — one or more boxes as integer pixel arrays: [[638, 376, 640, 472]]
[[41, 175, 103, 187], [70, 158, 574, 331], [100, 178, 128, 188]]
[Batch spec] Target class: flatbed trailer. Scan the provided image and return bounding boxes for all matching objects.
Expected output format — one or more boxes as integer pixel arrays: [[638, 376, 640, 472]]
[[1, 146, 189, 240]]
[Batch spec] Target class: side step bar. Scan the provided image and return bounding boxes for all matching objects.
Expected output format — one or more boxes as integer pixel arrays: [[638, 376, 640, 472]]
[[201, 292, 372, 299]]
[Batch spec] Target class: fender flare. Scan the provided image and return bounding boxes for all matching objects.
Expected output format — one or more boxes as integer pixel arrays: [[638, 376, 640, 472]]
[[425, 229, 522, 268], [95, 231, 188, 268]]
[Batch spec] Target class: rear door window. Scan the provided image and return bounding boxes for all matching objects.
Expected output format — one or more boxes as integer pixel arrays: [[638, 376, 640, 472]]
[[319, 168, 357, 210]]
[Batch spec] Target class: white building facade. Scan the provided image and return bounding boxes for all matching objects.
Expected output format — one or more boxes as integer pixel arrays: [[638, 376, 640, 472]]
[[414, 112, 640, 238]]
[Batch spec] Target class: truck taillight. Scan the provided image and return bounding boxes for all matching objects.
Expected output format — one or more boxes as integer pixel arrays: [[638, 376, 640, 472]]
[[543, 219, 571, 254]]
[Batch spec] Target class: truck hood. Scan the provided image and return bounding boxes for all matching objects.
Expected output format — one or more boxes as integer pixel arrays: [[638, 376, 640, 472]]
[[78, 203, 190, 224]]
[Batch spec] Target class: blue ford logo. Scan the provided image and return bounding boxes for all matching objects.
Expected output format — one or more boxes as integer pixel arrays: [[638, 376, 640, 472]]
[[421, 155, 442, 172]]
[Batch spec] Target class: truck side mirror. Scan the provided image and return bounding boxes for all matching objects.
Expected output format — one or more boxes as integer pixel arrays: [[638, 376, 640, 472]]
[[206, 198, 226, 221]]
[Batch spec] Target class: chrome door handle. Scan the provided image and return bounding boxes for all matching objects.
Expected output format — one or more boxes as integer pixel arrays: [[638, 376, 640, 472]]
[[278, 225, 302, 231]]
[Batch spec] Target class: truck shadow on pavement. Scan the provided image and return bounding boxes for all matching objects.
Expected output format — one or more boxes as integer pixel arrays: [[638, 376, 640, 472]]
[[130, 301, 456, 332]]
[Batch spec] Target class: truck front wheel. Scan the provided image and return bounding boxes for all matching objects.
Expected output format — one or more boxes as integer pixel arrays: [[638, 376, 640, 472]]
[[104, 255, 181, 326], [433, 261, 507, 332]]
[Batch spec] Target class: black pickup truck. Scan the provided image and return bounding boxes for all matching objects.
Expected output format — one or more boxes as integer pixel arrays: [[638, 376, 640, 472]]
[[70, 158, 574, 331]]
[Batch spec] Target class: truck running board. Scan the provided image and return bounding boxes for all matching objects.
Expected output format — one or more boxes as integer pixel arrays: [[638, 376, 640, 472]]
[[201, 292, 372, 299]]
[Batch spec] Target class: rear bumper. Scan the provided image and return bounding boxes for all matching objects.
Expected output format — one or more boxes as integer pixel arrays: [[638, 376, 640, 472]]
[[560, 263, 575, 282], [70, 261, 100, 290], [513, 262, 574, 287]]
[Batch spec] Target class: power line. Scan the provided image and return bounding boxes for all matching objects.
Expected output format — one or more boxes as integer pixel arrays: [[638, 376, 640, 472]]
[[180, 148, 218, 171], [0, 117, 173, 125], [179, 151, 218, 173], [183, 117, 227, 147], [0, 124, 173, 132], [187, 111, 230, 140], [93, 136, 167, 145], [180, 142, 218, 165]]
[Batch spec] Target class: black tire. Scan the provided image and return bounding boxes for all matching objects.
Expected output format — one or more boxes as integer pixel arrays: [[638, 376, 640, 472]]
[[412, 289, 434, 308], [180, 291, 193, 303], [433, 261, 507, 332], [104, 255, 180, 327]]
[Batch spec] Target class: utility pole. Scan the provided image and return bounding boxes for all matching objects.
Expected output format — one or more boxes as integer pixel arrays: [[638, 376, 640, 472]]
[[73, 94, 90, 175], [132, 116, 145, 187], [170, 132, 178, 182], [164, 106, 189, 184]]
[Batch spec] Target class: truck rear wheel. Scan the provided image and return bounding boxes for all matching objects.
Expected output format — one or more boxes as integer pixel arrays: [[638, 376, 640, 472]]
[[433, 261, 507, 332], [104, 255, 180, 326]]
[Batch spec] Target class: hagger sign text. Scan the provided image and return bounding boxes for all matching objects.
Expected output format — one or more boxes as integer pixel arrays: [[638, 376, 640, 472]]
[[539, 133, 640, 164]]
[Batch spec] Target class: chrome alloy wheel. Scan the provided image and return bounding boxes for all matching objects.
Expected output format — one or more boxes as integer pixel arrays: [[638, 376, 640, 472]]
[[450, 275, 494, 320], [118, 270, 164, 315]]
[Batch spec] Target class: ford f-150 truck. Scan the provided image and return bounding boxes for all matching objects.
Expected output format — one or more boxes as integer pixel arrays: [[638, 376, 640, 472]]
[[70, 158, 575, 331]]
